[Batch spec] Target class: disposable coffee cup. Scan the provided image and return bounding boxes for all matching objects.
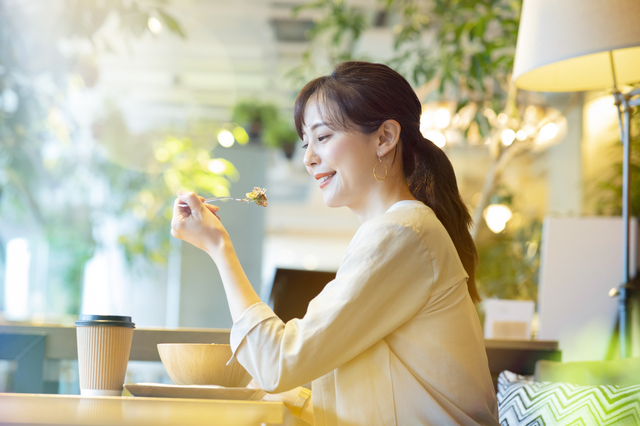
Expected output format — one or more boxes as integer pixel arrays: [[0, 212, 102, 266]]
[[75, 314, 135, 397]]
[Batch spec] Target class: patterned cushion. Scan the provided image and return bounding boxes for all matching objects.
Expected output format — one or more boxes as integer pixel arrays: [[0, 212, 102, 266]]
[[497, 370, 640, 426]]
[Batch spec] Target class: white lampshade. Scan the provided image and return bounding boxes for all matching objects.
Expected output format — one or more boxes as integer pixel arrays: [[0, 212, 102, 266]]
[[513, 0, 640, 92]]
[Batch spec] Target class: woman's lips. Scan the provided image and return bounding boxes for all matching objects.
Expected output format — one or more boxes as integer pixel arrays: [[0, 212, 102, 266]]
[[315, 172, 336, 189]]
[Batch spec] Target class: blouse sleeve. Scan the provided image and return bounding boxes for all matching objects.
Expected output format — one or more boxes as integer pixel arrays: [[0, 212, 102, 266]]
[[228, 219, 458, 393]]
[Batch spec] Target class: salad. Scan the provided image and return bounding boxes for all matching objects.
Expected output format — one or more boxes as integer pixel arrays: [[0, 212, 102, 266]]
[[246, 187, 268, 207]]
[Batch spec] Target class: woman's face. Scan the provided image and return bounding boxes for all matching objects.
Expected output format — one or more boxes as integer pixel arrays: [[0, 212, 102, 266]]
[[301, 98, 379, 212]]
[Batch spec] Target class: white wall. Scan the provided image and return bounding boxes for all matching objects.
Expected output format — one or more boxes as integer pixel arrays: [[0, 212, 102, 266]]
[[537, 217, 637, 361]]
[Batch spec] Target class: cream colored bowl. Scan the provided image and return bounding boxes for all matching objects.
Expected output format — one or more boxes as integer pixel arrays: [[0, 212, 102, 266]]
[[157, 343, 252, 387]]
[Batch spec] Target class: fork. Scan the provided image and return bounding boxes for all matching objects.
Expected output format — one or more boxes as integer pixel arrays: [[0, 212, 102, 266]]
[[177, 196, 254, 208]]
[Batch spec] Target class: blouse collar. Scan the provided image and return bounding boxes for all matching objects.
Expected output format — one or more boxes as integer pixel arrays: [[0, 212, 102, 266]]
[[386, 199, 425, 213]]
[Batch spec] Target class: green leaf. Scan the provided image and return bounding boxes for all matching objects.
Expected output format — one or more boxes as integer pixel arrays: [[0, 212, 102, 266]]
[[158, 9, 186, 38]]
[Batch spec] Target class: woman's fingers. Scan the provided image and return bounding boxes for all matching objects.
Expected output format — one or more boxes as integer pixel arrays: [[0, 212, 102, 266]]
[[170, 190, 227, 253], [173, 197, 192, 219], [177, 191, 203, 213], [203, 203, 221, 217]]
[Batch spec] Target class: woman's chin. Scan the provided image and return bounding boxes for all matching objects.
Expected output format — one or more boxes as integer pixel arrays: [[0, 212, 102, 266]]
[[322, 194, 342, 209]]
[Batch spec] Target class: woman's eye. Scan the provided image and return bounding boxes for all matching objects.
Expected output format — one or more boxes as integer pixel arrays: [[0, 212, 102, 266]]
[[317, 134, 329, 142], [301, 143, 309, 149]]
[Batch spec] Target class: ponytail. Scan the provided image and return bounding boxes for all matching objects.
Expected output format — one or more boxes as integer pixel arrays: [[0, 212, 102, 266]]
[[402, 135, 480, 303]]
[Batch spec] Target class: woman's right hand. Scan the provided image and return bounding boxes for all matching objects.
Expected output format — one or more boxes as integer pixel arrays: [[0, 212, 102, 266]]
[[170, 191, 228, 255], [172, 191, 261, 321]]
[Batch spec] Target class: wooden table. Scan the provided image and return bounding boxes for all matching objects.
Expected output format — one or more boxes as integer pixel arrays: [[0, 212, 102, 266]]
[[0, 393, 284, 426], [484, 338, 561, 389], [0, 324, 561, 394]]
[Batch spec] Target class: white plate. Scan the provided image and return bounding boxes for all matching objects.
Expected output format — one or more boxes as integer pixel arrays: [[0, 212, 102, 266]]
[[124, 383, 266, 401]]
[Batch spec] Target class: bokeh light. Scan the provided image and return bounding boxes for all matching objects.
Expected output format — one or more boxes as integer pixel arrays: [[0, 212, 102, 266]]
[[147, 17, 163, 34], [483, 204, 513, 233], [154, 147, 170, 162], [434, 108, 451, 129], [537, 122, 559, 144], [501, 129, 516, 146], [424, 130, 447, 148], [217, 130, 235, 147], [303, 255, 319, 270], [232, 126, 249, 145], [208, 159, 226, 174]]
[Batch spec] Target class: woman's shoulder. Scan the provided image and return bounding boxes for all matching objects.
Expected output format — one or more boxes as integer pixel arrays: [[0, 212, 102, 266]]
[[346, 200, 467, 289], [350, 201, 449, 252]]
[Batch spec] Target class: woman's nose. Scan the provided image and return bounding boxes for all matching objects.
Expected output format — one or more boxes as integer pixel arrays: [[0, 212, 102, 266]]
[[303, 144, 319, 167]]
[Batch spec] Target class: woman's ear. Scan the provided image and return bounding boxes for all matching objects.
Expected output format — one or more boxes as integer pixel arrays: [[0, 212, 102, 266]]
[[377, 119, 401, 156]]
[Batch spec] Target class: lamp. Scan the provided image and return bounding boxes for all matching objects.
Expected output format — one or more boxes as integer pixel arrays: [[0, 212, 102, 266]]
[[512, 0, 640, 358]]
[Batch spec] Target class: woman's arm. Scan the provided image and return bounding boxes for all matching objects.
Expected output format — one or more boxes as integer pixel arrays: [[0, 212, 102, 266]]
[[172, 191, 313, 425], [170, 191, 260, 321], [210, 237, 262, 321], [171, 191, 458, 396], [228, 217, 448, 393]]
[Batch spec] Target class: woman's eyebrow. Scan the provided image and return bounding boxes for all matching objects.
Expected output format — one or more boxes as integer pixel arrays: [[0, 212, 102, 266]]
[[302, 121, 327, 136]]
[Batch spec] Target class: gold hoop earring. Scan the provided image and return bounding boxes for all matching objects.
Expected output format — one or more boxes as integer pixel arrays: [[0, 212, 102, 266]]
[[373, 155, 387, 181]]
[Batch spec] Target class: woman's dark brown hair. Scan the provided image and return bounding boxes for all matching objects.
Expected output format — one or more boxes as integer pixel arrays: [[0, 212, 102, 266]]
[[294, 61, 480, 303]]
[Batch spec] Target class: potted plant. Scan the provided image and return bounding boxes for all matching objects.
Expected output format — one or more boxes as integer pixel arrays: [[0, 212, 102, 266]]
[[231, 101, 279, 144], [263, 118, 300, 159], [232, 100, 300, 158]]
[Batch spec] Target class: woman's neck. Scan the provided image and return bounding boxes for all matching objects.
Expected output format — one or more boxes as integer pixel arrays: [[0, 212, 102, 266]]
[[350, 177, 416, 223]]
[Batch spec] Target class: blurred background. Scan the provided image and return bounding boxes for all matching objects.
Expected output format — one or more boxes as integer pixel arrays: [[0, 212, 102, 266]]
[[1, 0, 637, 389]]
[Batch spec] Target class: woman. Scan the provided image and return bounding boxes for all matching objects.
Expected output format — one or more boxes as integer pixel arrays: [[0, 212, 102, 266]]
[[171, 61, 499, 425]]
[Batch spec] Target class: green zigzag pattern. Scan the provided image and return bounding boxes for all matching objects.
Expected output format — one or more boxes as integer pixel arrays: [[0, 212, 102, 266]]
[[497, 371, 640, 426]]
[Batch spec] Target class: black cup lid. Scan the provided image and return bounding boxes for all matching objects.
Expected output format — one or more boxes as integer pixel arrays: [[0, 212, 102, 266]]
[[75, 314, 135, 328]]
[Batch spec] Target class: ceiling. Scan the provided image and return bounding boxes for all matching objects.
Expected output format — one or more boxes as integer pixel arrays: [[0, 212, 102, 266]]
[[91, 0, 392, 132]]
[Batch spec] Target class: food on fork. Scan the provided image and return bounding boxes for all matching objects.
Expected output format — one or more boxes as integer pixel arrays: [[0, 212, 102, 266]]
[[177, 187, 268, 208], [246, 187, 268, 207]]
